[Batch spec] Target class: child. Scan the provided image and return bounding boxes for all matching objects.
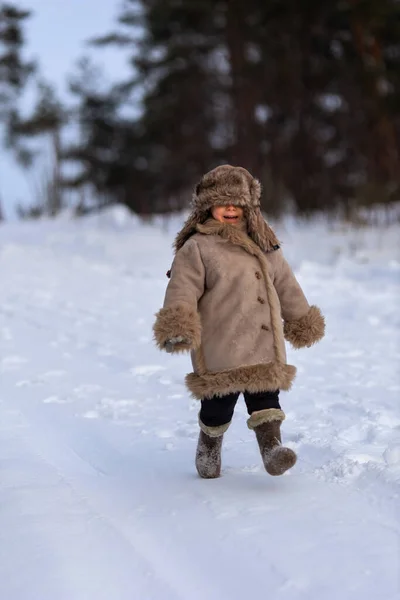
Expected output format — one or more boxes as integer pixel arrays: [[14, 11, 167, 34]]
[[153, 165, 325, 479]]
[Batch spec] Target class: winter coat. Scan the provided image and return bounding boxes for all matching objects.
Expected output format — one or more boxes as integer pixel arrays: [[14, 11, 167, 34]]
[[153, 218, 325, 400]]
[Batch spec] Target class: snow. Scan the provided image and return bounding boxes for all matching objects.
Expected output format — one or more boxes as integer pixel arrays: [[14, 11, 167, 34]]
[[1, 208, 399, 600]]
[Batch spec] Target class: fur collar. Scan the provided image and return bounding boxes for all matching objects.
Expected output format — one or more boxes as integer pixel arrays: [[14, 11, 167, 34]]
[[174, 208, 280, 254], [196, 219, 278, 257]]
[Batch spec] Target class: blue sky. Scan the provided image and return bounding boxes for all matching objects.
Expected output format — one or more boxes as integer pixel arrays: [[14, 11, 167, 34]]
[[1, 0, 130, 218]]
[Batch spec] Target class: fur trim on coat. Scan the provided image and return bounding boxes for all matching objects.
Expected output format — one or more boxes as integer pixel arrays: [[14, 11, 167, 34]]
[[284, 305, 325, 348], [153, 303, 201, 352], [186, 362, 296, 400]]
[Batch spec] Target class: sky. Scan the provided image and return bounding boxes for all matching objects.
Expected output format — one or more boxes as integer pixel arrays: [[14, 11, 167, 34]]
[[0, 0, 130, 219]]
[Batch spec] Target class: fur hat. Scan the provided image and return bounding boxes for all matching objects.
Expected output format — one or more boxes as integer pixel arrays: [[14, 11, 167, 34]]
[[174, 164, 279, 253]]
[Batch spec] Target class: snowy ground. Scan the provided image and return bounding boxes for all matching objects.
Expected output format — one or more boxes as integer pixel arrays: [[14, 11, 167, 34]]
[[1, 208, 399, 600]]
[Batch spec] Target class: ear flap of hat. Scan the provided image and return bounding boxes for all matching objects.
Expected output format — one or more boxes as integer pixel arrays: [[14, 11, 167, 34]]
[[174, 208, 209, 252], [246, 207, 280, 252]]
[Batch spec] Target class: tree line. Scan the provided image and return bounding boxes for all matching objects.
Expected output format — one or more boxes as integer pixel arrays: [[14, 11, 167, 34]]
[[1, 0, 400, 220]]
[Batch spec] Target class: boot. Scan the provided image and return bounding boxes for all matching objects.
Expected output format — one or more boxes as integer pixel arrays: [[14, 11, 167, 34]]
[[195, 419, 230, 479], [248, 409, 297, 476]]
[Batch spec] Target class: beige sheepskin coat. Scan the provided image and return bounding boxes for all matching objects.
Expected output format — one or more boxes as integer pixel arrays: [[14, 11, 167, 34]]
[[153, 165, 325, 400]]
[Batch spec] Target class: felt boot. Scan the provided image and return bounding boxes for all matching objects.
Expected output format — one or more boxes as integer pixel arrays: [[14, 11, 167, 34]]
[[248, 409, 297, 476], [195, 419, 230, 479]]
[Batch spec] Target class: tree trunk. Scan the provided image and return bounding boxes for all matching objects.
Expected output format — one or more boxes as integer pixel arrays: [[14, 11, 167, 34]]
[[350, 0, 399, 183], [224, 1, 260, 175]]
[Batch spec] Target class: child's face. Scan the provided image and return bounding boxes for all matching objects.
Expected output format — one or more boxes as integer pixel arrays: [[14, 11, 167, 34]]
[[211, 204, 244, 225]]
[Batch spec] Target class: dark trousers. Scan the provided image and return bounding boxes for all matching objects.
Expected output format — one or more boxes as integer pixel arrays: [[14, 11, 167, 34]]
[[200, 390, 281, 428]]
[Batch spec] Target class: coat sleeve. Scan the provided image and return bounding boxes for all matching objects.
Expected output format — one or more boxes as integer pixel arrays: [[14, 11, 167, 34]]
[[153, 238, 205, 353], [272, 249, 325, 349]]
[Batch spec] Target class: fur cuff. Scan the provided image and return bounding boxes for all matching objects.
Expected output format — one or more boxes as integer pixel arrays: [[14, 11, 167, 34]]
[[198, 416, 231, 437], [284, 305, 325, 349], [153, 303, 201, 352], [247, 408, 286, 430], [186, 361, 296, 400]]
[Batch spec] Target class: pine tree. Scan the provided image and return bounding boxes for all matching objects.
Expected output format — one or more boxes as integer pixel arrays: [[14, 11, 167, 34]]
[[90, 0, 225, 213], [71, 0, 400, 216], [0, 3, 34, 120], [62, 57, 128, 213], [335, 0, 400, 210], [8, 79, 68, 216]]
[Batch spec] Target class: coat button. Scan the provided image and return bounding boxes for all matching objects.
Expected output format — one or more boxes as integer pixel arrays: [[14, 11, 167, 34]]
[[261, 324, 269, 331], [257, 296, 265, 304], [255, 271, 262, 279]]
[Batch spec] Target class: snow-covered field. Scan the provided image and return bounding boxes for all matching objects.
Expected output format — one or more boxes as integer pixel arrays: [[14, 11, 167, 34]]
[[1, 208, 399, 600]]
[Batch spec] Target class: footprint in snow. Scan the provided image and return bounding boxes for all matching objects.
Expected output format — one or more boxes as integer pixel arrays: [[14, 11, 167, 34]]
[[1, 355, 28, 372], [130, 365, 166, 377], [15, 369, 66, 387]]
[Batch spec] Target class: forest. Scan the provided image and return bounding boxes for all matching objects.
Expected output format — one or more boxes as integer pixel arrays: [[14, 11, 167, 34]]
[[1, 0, 399, 220]]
